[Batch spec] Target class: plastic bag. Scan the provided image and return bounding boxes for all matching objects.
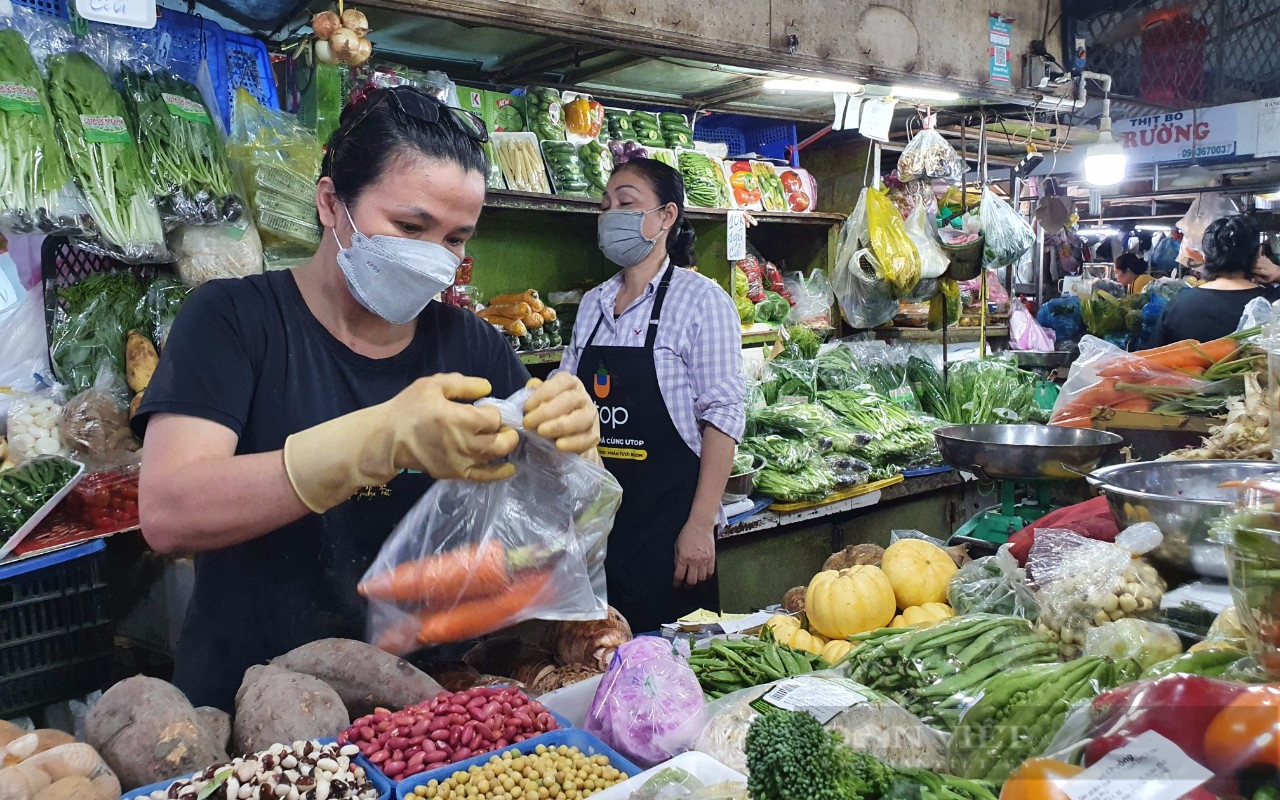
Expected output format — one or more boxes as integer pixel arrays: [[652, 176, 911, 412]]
[[0, 290, 52, 425], [960, 269, 1010, 307], [5, 390, 69, 463], [866, 187, 922, 298], [59, 369, 138, 465], [1049, 335, 1208, 428], [979, 186, 1035, 269], [0, 7, 89, 237], [1083, 618, 1182, 669], [1148, 231, 1182, 273], [928, 278, 961, 330], [1010, 299, 1056, 351], [170, 222, 264, 287], [904, 205, 948, 280], [360, 388, 622, 654], [585, 637, 705, 768], [1037, 296, 1084, 345], [833, 191, 898, 329], [784, 271, 834, 328], [1177, 193, 1239, 265], [896, 126, 966, 184], [136, 276, 190, 351], [1238, 295, 1273, 332], [683, 673, 949, 775], [736, 255, 767, 304], [948, 544, 1039, 618], [1029, 528, 1168, 659], [732, 267, 755, 325]]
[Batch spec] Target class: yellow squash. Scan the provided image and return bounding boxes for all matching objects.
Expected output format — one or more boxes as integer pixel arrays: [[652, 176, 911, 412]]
[[880, 539, 959, 608], [805, 566, 896, 639], [820, 638, 855, 665]]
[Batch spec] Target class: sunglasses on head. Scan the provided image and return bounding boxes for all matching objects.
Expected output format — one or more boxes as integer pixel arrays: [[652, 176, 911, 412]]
[[325, 86, 490, 172]]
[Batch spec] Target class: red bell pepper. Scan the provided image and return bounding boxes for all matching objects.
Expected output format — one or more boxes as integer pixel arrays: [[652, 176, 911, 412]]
[[1204, 685, 1280, 775], [1084, 674, 1250, 767]]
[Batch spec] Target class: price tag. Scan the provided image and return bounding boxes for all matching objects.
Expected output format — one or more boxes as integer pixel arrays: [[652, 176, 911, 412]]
[[75, 0, 156, 29], [859, 98, 895, 142], [1062, 732, 1213, 800], [727, 210, 747, 260], [833, 93, 862, 131], [754, 676, 870, 724]]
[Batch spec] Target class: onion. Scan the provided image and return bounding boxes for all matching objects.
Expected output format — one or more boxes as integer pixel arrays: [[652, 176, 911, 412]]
[[311, 9, 340, 40], [330, 27, 360, 63], [313, 38, 340, 65], [349, 37, 373, 67], [341, 8, 369, 36]]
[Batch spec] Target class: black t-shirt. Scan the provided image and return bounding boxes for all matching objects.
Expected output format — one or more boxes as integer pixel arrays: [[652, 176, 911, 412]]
[[1145, 286, 1277, 348], [133, 270, 529, 711]]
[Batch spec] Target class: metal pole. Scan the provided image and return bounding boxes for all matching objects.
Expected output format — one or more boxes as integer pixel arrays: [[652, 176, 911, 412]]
[[873, 142, 882, 188], [1034, 223, 1046, 307]]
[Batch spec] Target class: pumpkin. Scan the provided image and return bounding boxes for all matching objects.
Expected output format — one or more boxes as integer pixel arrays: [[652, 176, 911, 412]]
[[805, 566, 897, 639], [820, 639, 855, 665], [898, 603, 955, 627], [788, 628, 827, 656], [889, 615, 908, 629], [764, 614, 801, 637], [880, 539, 959, 608]]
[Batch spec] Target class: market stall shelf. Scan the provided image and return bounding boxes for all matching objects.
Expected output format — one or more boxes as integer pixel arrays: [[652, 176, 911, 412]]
[[768, 474, 904, 513]]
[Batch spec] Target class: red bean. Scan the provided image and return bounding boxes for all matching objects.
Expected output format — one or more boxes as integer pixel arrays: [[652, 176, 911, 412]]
[[359, 726, 375, 741], [411, 720, 430, 737], [495, 738, 508, 749], [453, 691, 471, 703], [447, 704, 466, 715], [430, 730, 451, 742], [385, 760, 406, 776], [357, 741, 377, 757], [408, 752, 426, 768], [425, 750, 448, 764], [461, 727, 475, 748], [481, 702, 501, 720], [374, 708, 391, 720], [376, 720, 391, 733], [369, 750, 389, 765], [513, 734, 526, 743], [453, 748, 472, 762], [388, 737, 410, 751]]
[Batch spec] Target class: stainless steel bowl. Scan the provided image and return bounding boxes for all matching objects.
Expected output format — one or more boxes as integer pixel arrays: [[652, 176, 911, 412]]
[[1087, 460, 1280, 577], [934, 424, 1124, 481], [723, 455, 767, 504]]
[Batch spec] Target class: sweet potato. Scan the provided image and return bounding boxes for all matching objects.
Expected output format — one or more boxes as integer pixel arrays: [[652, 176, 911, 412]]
[[84, 677, 226, 791], [194, 707, 231, 755], [270, 638, 443, 718], [125, 331, 158, 394], [232, 665, 349, 755]]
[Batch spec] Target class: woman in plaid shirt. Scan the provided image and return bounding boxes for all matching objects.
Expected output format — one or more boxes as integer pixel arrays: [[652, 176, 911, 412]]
[[559, 159, 747, 632]]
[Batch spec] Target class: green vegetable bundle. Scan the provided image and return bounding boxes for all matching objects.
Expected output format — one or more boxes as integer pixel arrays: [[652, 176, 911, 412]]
[[541, 140, 589, 196], [121, 67, 241, 226], [578, 140, 613, 197], [678, 150, 727, 208], [0, 18, 83, 235], [47, 52, 167, 263], [780, 325, 821, 360], [0, 456, 79, 542], [755, 462, 834, 503], [914, 356, 1044, 425], [948, 656, 1141, 782], [751, 401, 839, 438], [844, 615, 1060, 731], [689, 635, 826, 699], [818, 389, 922, 436], [740, 435, 817, 472], [755, 290, 791, 324], [52, 271, 156, 395], [816, 346, 860, 391], [524, 87, 564, 141], [761, 358, 817, 404]]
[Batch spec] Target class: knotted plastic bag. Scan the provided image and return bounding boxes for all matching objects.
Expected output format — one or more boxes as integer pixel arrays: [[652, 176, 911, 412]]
[[896, 127, 966, 183], [866, 187, 922, 298], [833, 190, 897, 329], [979, 186, 1035, 269], [361, 388, 622, 654]]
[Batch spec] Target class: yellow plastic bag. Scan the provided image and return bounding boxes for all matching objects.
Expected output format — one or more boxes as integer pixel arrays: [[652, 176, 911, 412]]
[[928, 278, 961, 331], [866, 187, 922, 299]]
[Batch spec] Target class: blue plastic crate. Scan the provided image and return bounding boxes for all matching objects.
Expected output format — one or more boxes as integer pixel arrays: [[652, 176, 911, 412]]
[[696, 112, 799, 166], [224, 30, 280, 124], [395, 729, 641, 800], [120, 740, 392, 800], [13, 0, 66, 18]]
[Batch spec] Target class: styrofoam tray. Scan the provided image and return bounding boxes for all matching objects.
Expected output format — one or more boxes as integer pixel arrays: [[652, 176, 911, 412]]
[[394, 729, 640, 799], [592, 751, 747, 800], [538, 674, 602, 728], [0, 459, 84, 562]]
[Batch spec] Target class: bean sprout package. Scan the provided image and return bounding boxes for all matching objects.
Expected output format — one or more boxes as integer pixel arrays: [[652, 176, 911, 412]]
[[360, 388, 622, 654]]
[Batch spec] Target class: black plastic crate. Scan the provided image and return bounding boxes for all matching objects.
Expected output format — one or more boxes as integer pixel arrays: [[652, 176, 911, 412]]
[[0, 541, 114, 718]]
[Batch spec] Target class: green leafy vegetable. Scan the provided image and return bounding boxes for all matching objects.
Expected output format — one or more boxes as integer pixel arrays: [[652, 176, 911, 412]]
[[781, 324, 821, 360], [756, 461, 834, 503], [47, 52, 166, 262], [739, 435, 817, 472], [121, 67, 242, 225], [751, 401, 839, 438], [52, 271, 155, 395], [756, 291, 791, 324]]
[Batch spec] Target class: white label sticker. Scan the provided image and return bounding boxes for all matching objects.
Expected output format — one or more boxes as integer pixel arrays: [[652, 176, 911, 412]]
[[727, 209, 747, 260], [756, 676, 869, 724], [860, 98, 896, 142], [1062, 732, 1213, 800]]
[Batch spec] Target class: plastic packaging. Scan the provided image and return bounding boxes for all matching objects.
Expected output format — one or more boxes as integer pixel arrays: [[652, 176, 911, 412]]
[[1049, 335, 1208, 428], [5, 391, 68, 463], [1083, 617, 1183, 669], [0, 290, 52, 425], [584, 637, 705, 768], [524, 86, 565, 142], [65, 455, 140, 531], [1030, 528, 1168, 659], [59, 372, 138, 464], [904, 205, 949, 280], [136, 275, 190, 351], [784, 271, 834, 328], [1177, 193, 1239, 265], [896, 126, 966, 184], [684, 673, 948, 775], [1010, 299, 1056, 351], [594, 752, 745, 800], [169, 220, 265, 287], [360, 389, 622, 654], [0, 7, 89, 237], [978, 186, 1035, 270], [1216, 474, 1280, 676], [866, 186, 922, 298], [947, 544, 1039, 618], [832, 190, 898, 329]]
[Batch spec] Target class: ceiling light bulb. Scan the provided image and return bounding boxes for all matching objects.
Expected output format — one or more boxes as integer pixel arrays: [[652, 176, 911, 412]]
[[763, 78, 864, 93], [1085, 130, 1127, 187]]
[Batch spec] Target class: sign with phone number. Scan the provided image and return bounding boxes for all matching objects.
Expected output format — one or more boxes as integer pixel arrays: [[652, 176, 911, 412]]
[[1114, 98, 1275, 165]]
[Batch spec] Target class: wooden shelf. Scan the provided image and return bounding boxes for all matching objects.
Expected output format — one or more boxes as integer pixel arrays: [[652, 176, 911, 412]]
[[485, 189, 845, 226], [875, 326, 1010, 342], [741, 324, 778, 346]]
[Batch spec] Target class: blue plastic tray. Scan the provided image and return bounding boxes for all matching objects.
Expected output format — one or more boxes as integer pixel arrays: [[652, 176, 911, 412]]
[[394, 729, 641, 800], [119, 740, 391, 800], [0, 538, 103, 581], [902, 465, 955, 478]]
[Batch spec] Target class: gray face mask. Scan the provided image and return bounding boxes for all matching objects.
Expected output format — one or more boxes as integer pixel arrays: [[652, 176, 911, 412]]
[[335, 205, 460, 324], [598, 207, 665, 269]]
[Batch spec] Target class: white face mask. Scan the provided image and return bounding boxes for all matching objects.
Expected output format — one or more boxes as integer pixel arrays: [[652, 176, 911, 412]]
[[598, 207, 665, 269], [335, 204, 461, 324]]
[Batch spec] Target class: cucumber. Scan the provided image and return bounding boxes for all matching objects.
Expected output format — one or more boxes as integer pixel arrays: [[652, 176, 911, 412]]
[[659, 112, 688, 126]]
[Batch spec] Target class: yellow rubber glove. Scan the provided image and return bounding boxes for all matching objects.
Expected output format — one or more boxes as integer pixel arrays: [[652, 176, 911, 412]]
[[523, 373, 601, 458], [283, 374, 520, 514]]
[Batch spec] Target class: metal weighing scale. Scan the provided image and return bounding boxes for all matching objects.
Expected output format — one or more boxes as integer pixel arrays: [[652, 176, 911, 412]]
[[935, 424, 1124, 547]]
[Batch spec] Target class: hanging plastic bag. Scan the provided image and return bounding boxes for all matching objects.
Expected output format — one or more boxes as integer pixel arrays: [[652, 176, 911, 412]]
[[585, 637, 705, 768], [783, 270, 834, 328], [927, 278, 961, 331], [904, 205, 948, 280], [731, 266, 755, 325], [1148, 231, 1182, 273], [947, 544, 1039, 618], [833, 190, 897, 329], [979, 186, 1035, 269], [0, 290, 52, 425], [360, 388, 622, 654], [1177, 193, 1239, 265], [58, 367, 138, 466], [1010, 299, 1056, 351], [896, 126, 966, 184], [865, 187, 922, 298]]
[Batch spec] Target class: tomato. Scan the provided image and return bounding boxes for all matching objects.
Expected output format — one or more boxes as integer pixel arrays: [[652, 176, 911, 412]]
[[788, 191, 812, 212], [780, 170, 804, 192], [1000, 758, 1082, 800], [731, 161, 753, 173], [729, 171, 761, 206], [1204, 686, 1280, 774]]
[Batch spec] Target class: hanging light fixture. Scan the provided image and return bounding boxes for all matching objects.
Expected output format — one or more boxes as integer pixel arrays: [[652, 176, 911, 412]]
[[1080, 72, 1128, 187]]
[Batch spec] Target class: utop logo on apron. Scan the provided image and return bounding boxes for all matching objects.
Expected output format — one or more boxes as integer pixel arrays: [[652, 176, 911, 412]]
[[593, 365, 612, 399]]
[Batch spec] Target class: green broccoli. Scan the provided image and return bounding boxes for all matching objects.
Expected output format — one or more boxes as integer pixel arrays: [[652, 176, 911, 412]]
[[745, 710, 896, 800]]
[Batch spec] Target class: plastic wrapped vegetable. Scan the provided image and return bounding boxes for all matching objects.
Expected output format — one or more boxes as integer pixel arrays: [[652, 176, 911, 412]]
[[524, 86, 565, 141], [754, 291, 790, 325], [1084, 618, 1183, 670], [46, 50, 168, 263], [359, 388, 622, 654], [732, 267, 755, 325], [896, 126, 966, 183], [739, 435, 817, 472], [979, 186, 1035, 269], [947, 545, 1039, 618], [865, 187, 921, 298], [585, 637, 706, 768]]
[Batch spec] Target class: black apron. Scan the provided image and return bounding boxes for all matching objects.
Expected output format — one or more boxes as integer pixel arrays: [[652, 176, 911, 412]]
[[576, 265, 719, 633]]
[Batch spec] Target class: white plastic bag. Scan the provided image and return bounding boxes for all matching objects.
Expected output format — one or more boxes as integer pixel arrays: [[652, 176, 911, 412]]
[[169, 221, 264, 287], [947, 544, 1039, 619], [833, 191, 897, 329], [0, 289, 52, 426], [979, 186, 1035, 269], [360, 388, 622, 654], [904, 205, 948, 280], [1010, 299, 1056, 351], [896, 127, 966, 183], [1177, 193, 1239, 265], [783, 270, 834, 328]]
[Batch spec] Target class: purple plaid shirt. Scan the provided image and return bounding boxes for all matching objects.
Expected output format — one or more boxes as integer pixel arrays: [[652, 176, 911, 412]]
[[559, 264, 747, 458]]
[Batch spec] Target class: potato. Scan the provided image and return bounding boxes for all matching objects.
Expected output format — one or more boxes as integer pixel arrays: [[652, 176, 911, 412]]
[[33, 775, 92, 800], [233, 665, 349, 755], [127, 391, 144, 422], [84, 677, 226, 790], [194, 707, 230, 755], [270, 638, 444, 718], [125, 331, 158, 394]]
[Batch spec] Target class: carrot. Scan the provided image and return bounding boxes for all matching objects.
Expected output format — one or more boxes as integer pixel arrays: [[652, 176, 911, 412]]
[[1139, 336, 1241, 371], [416, 571, 553, 645], [359, 542, 545, 604], [1135, 339, 1197, 358], [1109, 396, 1154, 412]]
